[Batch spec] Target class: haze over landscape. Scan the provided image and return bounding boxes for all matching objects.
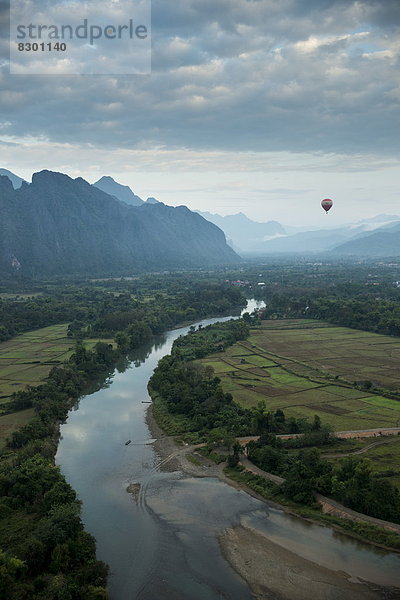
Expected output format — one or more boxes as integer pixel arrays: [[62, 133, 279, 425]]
[[1, 168, 400, 271], [2, 2, 400, 600]]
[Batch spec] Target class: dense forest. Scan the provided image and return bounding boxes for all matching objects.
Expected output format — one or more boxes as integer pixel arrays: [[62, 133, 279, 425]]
[[0, 277, 245, 342], [242, 259, 400, 335]]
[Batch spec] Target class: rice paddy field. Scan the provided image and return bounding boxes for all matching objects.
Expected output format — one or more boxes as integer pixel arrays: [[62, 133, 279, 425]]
[[250, 319, 400, 390], [0, 324, 74, 407], [0, 324, 114, 445], [199, 319, 400, 432], [199, 319, 400, 489]]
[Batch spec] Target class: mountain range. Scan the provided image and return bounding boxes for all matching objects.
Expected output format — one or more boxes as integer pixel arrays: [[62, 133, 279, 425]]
[[93, 176, 160, 206], [334, 221, 400, 256], [1, 168, 399, 261], [197, 211, 285, 252], [197, 209, 400, 257], [0, 170, 238, 276], [250, 215, 400, 256], [0, 168, 26, 189]]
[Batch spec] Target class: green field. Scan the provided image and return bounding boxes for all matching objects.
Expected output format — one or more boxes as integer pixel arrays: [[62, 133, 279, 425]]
[[200, 319, 400, 431], [0, 324, 116, 446], [323, 436, 400, 491], [0, 324, 114, 409], [0, 408, 35, 450], [199, 319, 400, 490], [0, 324, 73, 403], [248, 320, 400, 390]]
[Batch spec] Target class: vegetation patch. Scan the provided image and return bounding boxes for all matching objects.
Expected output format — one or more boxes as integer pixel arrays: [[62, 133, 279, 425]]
[[212, 321, 400, 432], [326, 436, 400, 491], [186, 454, 202, 466], [0, 324, 112, 409], [0, 409, 35, 450], [249, 321, 400, 390]]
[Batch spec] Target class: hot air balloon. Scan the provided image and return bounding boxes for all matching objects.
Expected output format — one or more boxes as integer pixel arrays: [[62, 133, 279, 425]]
[[321, 198, 333, 213]]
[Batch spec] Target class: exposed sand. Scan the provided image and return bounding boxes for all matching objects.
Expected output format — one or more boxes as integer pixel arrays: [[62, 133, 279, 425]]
[[146, 406, 400, 600], [146, 405, 245, 485], [219, 525, 396, 600]]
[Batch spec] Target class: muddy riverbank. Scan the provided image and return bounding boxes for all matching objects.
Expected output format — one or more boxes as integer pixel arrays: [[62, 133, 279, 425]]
[[146, 406, 400, 599]]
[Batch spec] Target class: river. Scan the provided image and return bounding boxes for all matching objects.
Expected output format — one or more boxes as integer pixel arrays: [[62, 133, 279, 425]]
[[56, 299, 400, 599]]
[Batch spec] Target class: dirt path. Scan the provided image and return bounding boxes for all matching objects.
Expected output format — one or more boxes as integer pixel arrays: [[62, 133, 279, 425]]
[[237, 427, 400, 446], [321, 436, 399, 459], [240, 456, 285, 484], [239, 455, 400, 535], [315, 493, 400, 534]]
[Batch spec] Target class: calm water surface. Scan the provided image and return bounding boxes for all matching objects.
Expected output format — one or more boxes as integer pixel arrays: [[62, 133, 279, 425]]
[[56, 300, 400, 599]]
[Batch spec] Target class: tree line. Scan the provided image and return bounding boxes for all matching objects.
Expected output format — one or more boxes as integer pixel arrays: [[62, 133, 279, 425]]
[[0, 279, 245, 343], [247, 435, 400, 524], [262, 294, 400, 337], [0, 342, 117, 599]]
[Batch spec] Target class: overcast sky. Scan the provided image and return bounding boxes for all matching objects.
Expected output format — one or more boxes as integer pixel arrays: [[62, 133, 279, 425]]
[[0, 0, 399, 226]]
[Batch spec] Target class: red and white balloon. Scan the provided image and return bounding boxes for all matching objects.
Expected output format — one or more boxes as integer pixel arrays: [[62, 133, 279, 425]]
[[321, 198, 333, 213]]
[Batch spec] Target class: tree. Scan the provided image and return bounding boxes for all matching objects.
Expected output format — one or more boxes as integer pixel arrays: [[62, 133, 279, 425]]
[[282, 461, 314, 504], [227, 441, 242, 467], [274, 409, 285, 425], [253, 400, 272, 434], [115, 331, 129, 351], [0, 550, 26, 598], [207, 427, 235, 450], [311, 414, 321, 431]]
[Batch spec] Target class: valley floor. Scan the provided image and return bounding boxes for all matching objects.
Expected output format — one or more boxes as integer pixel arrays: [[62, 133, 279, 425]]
[[199, 318, 400, 490]]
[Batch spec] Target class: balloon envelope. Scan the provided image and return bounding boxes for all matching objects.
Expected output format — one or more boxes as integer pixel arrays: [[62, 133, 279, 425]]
[[321, 198, 333, 213]]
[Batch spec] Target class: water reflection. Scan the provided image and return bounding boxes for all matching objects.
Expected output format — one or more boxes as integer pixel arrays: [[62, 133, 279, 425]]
[[56, 300, 400, 599], [126, 334, 167, 368], [242, 509, 400, 588]]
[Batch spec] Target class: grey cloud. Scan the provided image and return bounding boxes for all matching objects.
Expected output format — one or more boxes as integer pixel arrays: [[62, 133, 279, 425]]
[[360, 0, 400, 26], [0, 0, 399, 156]]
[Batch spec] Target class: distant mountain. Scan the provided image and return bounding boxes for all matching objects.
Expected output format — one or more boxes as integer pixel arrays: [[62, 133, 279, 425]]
[[352, 214, 400, 226], [248, 216, 400, 255], [146, 197, 160, 204], [283, 214, 400, 236], [256, 226, 365, 254], [334, 223, 400, 256], [198, 211, 286, 252], [0, 168, 26, 189], [0, 171, 239, 276], [93, 176, 144, 206]]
